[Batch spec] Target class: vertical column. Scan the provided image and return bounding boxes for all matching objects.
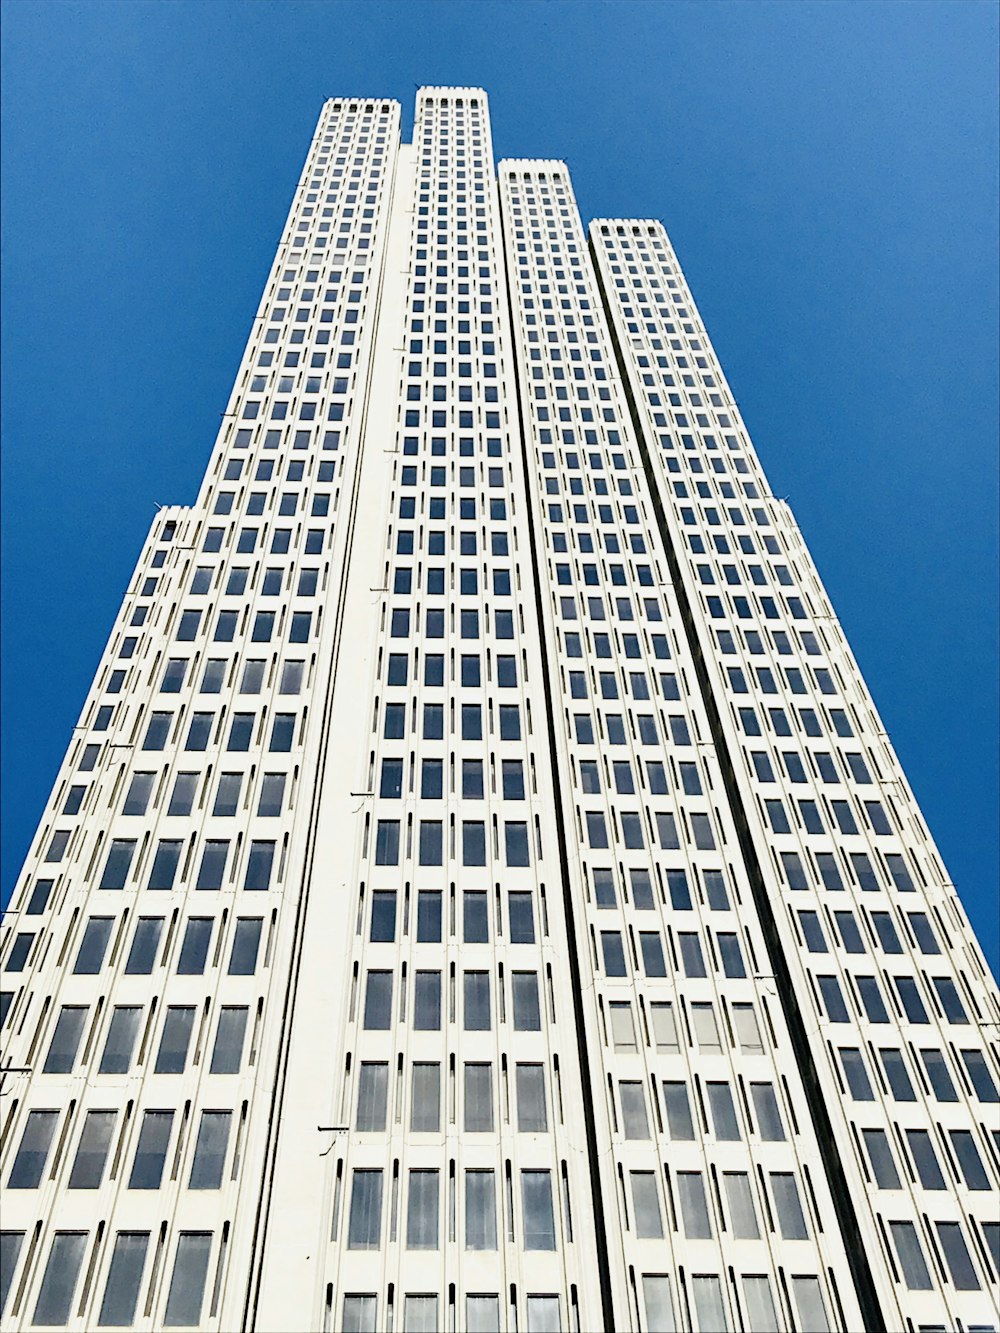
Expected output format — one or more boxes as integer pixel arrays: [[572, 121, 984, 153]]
[[498, 163, 866, 1333], [591, 217, 1000, 1331]]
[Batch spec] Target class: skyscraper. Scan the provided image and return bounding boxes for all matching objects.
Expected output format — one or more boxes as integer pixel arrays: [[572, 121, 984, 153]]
[[1, 85, 996, 1333]]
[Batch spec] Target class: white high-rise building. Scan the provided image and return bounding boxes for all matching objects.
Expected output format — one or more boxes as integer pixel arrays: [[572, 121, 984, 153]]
[[1, 87, 997, 1333]]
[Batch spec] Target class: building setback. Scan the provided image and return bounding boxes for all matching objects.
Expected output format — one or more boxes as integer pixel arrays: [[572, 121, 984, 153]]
[[1, 87, 997, 1333]]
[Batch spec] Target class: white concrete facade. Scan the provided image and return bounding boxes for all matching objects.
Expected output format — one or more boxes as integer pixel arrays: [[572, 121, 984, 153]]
[[1, 89, 997, 1333]]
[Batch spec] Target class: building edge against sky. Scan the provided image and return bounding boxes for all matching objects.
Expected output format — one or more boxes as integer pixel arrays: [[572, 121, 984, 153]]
[[1, 87, 997, 1333]]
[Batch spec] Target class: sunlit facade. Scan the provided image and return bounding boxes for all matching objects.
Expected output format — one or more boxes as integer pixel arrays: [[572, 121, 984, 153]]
[[2, 87, 997, 1333]]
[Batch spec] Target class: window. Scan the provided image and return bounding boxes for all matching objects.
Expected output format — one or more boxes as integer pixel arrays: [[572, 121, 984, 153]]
[[348, 1170, 383, 1248], [891, 1221, 932, 1290], [69, 1109, 116, 1189], [642, 1276, 675, 1333], [155, 1007, 195, 1073], [631, 1172, 663, 1237], [410, 1063, 440, 1133], [73, 917, 113, 974], [197, 839, 229, 890], [163, 1233, 212, 1327], [509, 892, 535, 943], [407, 1170, 440, 1249], [100, 838, 136, 889], [663, 1081, 694, 1140], [98, 1232, 149, 1328], [99, 1006, 141, 1074], [370, 892, 396, 942], [8, 1110, 58, 1188], [44, 1005, 87, 1073], [707, 1082, 740, 1140], [404, 1297, 439, 1332], [416, 891, 442, 942], [522, 1170, 556, 1249], [245, 840, 275, 890], [342, 1296, 378, 1333], [210, 1007, 248, 1074], [770, 1172, 808, 1238], [177, 918, 213, 975], [31, 1232, 87, 1328], [375, 820, 400, 864], [678, 1172, 712, 1237], [129, 1110, 173, 1188], [963, 1049, 999, 1102], [526, 1297, 560, 1333], [465, 1170, 498, 1250], [356, 1063, 388, 1132], [464, 971, 491, 1030], [228, 918, 262, 974], [723, 1172, 759, 1239], [414, 972, 441, 1030], [750, 1083, 785, 1140], [907, 1129, 945, 1189], [188, 1111, 231, 1189], [466, 1296, 500, 1333], [364, 971, 392, 1029]]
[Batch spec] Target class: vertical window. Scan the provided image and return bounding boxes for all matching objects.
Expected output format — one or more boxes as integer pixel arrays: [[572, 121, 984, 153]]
[[348, 1170, 383, 1249], [99, 1007, 142, 1074], [177, 918, 213, 975], [890, 1221, 932, 1290], [723, 1172, 760, 1238], [188, 1111, 231, 1189], [410, 1063, 440, 1133], [364, 972, 393, 1029], [342, 1296, 378, 1333], [98, 1232, 149, 1328], [516, 1065, 548, 1132], [43, 1006, 87, 1073], [620, 1082, 650, 1139], [69, 1110, 116, 1189], [210, 1007, 248, 1074], [678, 1172, 712, 1237], [228, 918, 262, 974], [31, 1232, 87, 1327], [129, 1110, 173, 1189], [1, 1232, 24, 1319], [356, 1063, 388, 1131], [691, 1277, 728, 1333], [641, 1276, 674, 1333], [522, 1170, 556, 1249], [511, 972, 541, 1030], [770, 1172, 808, 1238], [631, 1172, 663, 1237], [464, 1064, 494, 1132], [750, 1083, 785, 1140], [163, 1233, 212, 1327], [8, 1110, 58, 1188], [465, 1170, 498, 1250], [464, 972, 491, 1030], [100, 838, 137, 889], [790, 1278, 829, 1333], [154, 1007, 195, 1073], [407, 1170, 440, 1249]]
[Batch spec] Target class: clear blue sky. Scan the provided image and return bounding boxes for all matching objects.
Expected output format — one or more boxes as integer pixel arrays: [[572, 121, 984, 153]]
[[2, 0, 997, 972]]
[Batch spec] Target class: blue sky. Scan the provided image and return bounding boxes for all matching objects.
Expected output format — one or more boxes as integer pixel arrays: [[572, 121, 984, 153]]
[[2, 0, 997, 972]]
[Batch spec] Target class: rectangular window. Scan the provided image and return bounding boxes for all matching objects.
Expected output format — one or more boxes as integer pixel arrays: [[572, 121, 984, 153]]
[[464, 971, 491, 1030], [364, 971, 392, 1029], [155, 1007, 195, 1073], [631, 1172, 663, 1238], [410, 1063, 440, 1133], [8, 1110, 58, 1189], [464, 1064, 494, 1132], [407, 1170, 440, 1249], [516, 1064, 548, 1132], [69, 1109, 116, 1189], [228, 918, 262, 974], [521, 1170, 556, 1249], [356, 1063, 388, 1132], [99, 1006, 142, 1074], [43, 1005, 87, 1073], [770, 1172, 808, 1238], [512, 972, 541, 1030], [210, 1006, 248, 1074], [177, 918, 213, 975], [465, 1170, 498, 1250], [678, 1171, 712, 1237], [723, 1172, 759, 1239], [348, 1170, 383, 1249], [163, 1233, 212, 1327], [98, 1232, 149, 1328], [31, 1232, 87, 1328], [188, 1111, 231, 1189], [128, 1110, 174, 1189]]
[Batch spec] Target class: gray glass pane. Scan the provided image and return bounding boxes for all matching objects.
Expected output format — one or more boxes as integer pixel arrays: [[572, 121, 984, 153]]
[[155, 1008, 195, 1074], [907, 1129, 945, 1189], [790, 1277, 829, 1332], [125, 917, 163, 973], [1, 1231, 24, 1319], [43, 1006, 87, 1073], [936, 1222, 980, 1290], [348, 1170, 383, 1249], [691, 1275, 729, 1332], [466, 1295, 501, 1333], [69, 1110, 116, 1189], [465, 1170, 497, 1250], [188, 1111, 231, 1189], [163, 1232, 211, 1326], [129, 1110, 173, 1189], [770, 1172, 808, 1238], [464, 972, 491, 1030], [410, 1064, 440, 1132], [742, 1276, 779, 1333], [99, 1007, 141, 1075], [464, 1064, 494, 1132], [522, 1170, 556, 1249], [228, 918, 262, 975], [413, 972, 441, 1030], [356, 1063, 388, 1131], [863, 1129, 901, 1190], [363, 972, 392, 1029], [407, 1170, 439, 1249], [32, 1232, 86, 1327], [73, 918, 113, 974], [177, 918, 213, 975], [342, 1295, 377, 1333], [526, 1297, 561, 1333], [512, 973, 541, 1030], [723, 1172, 760, 1238], [98, 1232, 149, 1327], [620, 1082, 650, 1139], [210, 1007, 247, 1074], [750, 1083, 785, 1140], [678, 1172, 712, 1238], [8, 1110, 58, 1188], [642, 1276, 675, 1333], [631, 1171, 663, 1237], [707, 1082, 740, 1140], [890, 1221, 932, 1290], [663, 1082, 694, 1140], [516, 1065, 547, 1132], [404, 1296, 438, 1333]]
